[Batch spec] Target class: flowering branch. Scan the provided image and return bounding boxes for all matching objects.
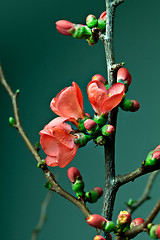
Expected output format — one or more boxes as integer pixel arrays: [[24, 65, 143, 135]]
[[123, 199, 160, 238], [0, 65, 91, 219], [127, 170, 159, 214], [31, 191, 53, 240]]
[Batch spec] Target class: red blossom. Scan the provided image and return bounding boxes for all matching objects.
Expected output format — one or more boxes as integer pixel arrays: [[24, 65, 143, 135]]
[[87, 80, 125, 116], [117, 67, 132, 86], [39, 117, 78, 168], [50, 82, 84, 124]]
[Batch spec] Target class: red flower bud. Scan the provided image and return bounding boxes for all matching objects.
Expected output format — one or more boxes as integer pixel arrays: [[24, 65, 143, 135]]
[[156, 225, 160, 238], [56, 20, 75, 36], [152, 151, 160, 160], [67, 167, 82, 183], [149, 225, 159, 239], [84, 119, 97, 131], [92, 74, 108, 84], [130, 218, 145, 228], [102, 124, 115, 136], [99, 11, 106, 20], [117, 211, 131, 225], [93, 187, 103, 198], [94, 235, 112, 240], [117, 67, 132, 86], [130, 100, 140, 112], [87, 214, 107, 229]]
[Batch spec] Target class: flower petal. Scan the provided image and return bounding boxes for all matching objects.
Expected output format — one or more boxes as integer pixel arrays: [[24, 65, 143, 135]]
[[40, 134, 58, 156], [57, 143, 78, 168], [45, 155, 59, 167], [53, 128, 75, 149]]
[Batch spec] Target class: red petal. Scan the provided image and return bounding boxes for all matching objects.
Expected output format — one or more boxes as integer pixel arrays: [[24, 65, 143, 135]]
[[56, 20, 74, 29], [57, 85, 84, 119], [57, 143, 78, 168], [40, 134, 58, 156], [45, 155, 59, 167], [53, 128, 75, 149], [72, 82, 83, 112]]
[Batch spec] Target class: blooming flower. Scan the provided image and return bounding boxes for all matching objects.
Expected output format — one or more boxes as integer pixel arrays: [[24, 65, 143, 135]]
[[50, 82, 84, 124], [39, 117, 78, 168], [117, 67, 132, 86], [87, 80, 125, 116]]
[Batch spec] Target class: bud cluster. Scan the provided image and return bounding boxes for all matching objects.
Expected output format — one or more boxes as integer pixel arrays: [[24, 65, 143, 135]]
[[67, 167, 103, 202], [56, 11, 107, 46]]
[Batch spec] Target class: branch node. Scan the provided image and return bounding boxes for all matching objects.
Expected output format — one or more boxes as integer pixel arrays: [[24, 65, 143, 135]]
[[111, 62, 125, 72], [112, 0, 124, 8]]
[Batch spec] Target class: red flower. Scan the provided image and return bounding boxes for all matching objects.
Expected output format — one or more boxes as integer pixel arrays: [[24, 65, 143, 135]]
[[87, 80, 125, 116], [39, 117, 78, 168], [56, 20, 75, 36], [117, 67, 132, 86], [50, 82, 84, 124]]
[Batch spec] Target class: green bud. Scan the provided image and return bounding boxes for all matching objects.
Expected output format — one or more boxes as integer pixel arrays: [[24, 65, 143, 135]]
[[120, 99, 132, 111], [72, 26, 91, 39], [86, 15, 98, 28], [149, 225, 158, 239], [16, 89, 20, 94], [74, 132, 92, 147], [44, 181, 52, 190], [98, 19, 106, 32], [9, 117, 15, 127], [145, 151, 157, 166], [94, 136, 106, 146], [94, 114, 107, 126], [104, 221, 116, 233], [37, 160, 45, 168], [85, 190, 99, 203], [72, 179, 84, 193]]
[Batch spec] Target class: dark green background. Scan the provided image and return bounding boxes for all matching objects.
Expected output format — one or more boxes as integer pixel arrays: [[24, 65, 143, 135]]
[[0, 0, 160, 239]]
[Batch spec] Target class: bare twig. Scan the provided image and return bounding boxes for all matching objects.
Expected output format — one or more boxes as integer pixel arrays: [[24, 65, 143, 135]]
[[116, 164, 160, 186], [127, 170, 159, 214], [0, 65, 91, 219], [112, 0, 124, 8], [31, 191, 53, 240], [123, 199, 160, 238]]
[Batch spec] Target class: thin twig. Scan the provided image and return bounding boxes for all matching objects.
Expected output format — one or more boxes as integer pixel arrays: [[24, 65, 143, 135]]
[[127, 170, 159, 214], [116, 164, 160, 186], [123, 199, 160, 238], [31, 191, 53, 240], [0, 65, 91, 219]]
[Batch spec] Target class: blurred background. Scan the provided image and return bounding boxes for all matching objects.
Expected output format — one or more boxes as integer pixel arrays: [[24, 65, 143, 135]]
[[0, 0, 160, 239]]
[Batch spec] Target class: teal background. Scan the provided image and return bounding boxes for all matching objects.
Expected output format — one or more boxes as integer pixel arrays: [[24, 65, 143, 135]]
[[0, 0, 160, 239]]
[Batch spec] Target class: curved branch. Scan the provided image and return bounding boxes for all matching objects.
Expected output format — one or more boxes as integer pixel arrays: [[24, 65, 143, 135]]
[[123, 199, 160, 238], [127, 170, 159, 214], [0, 65, 91, 219]]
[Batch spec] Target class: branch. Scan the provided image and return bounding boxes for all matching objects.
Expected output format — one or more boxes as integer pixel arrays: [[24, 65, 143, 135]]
[[127, 170, 159, 214], [116, 164, 160, 186], [31, 191, 53, 240], [0, 65, 91, 219], [123, 199, 160, 238], [112, 0, 124, 8]]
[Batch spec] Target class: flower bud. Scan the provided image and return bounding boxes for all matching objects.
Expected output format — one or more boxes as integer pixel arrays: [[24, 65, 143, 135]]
[[67, 167, 82, 183], [74, 132, 92, 146], [149, 225, 159, 239], [145, 146, 160, 167], [9, 117, 15, 127], [94, 136, 106, 146], [72, 25, 92, 39], [72, 179, 84, 193], [94, 236, 105, 240], [86, 14, 98, 28], [117, 211, 131, 226], [120, 99, 140, 112], [56, 20, 75, 36], [104, 221, 116, 233], [92, 74, 108, 85], [94, 234, 112, 240], [130, 218, 144, 228], [85, 187, 103, 203], [117, 67, 132, 86], [87, 214, 107, 229], [101, 125, 115, 137], [84, 119, 97, 131], [99, 11, 106, 20], [156, 225, 160, 238]]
